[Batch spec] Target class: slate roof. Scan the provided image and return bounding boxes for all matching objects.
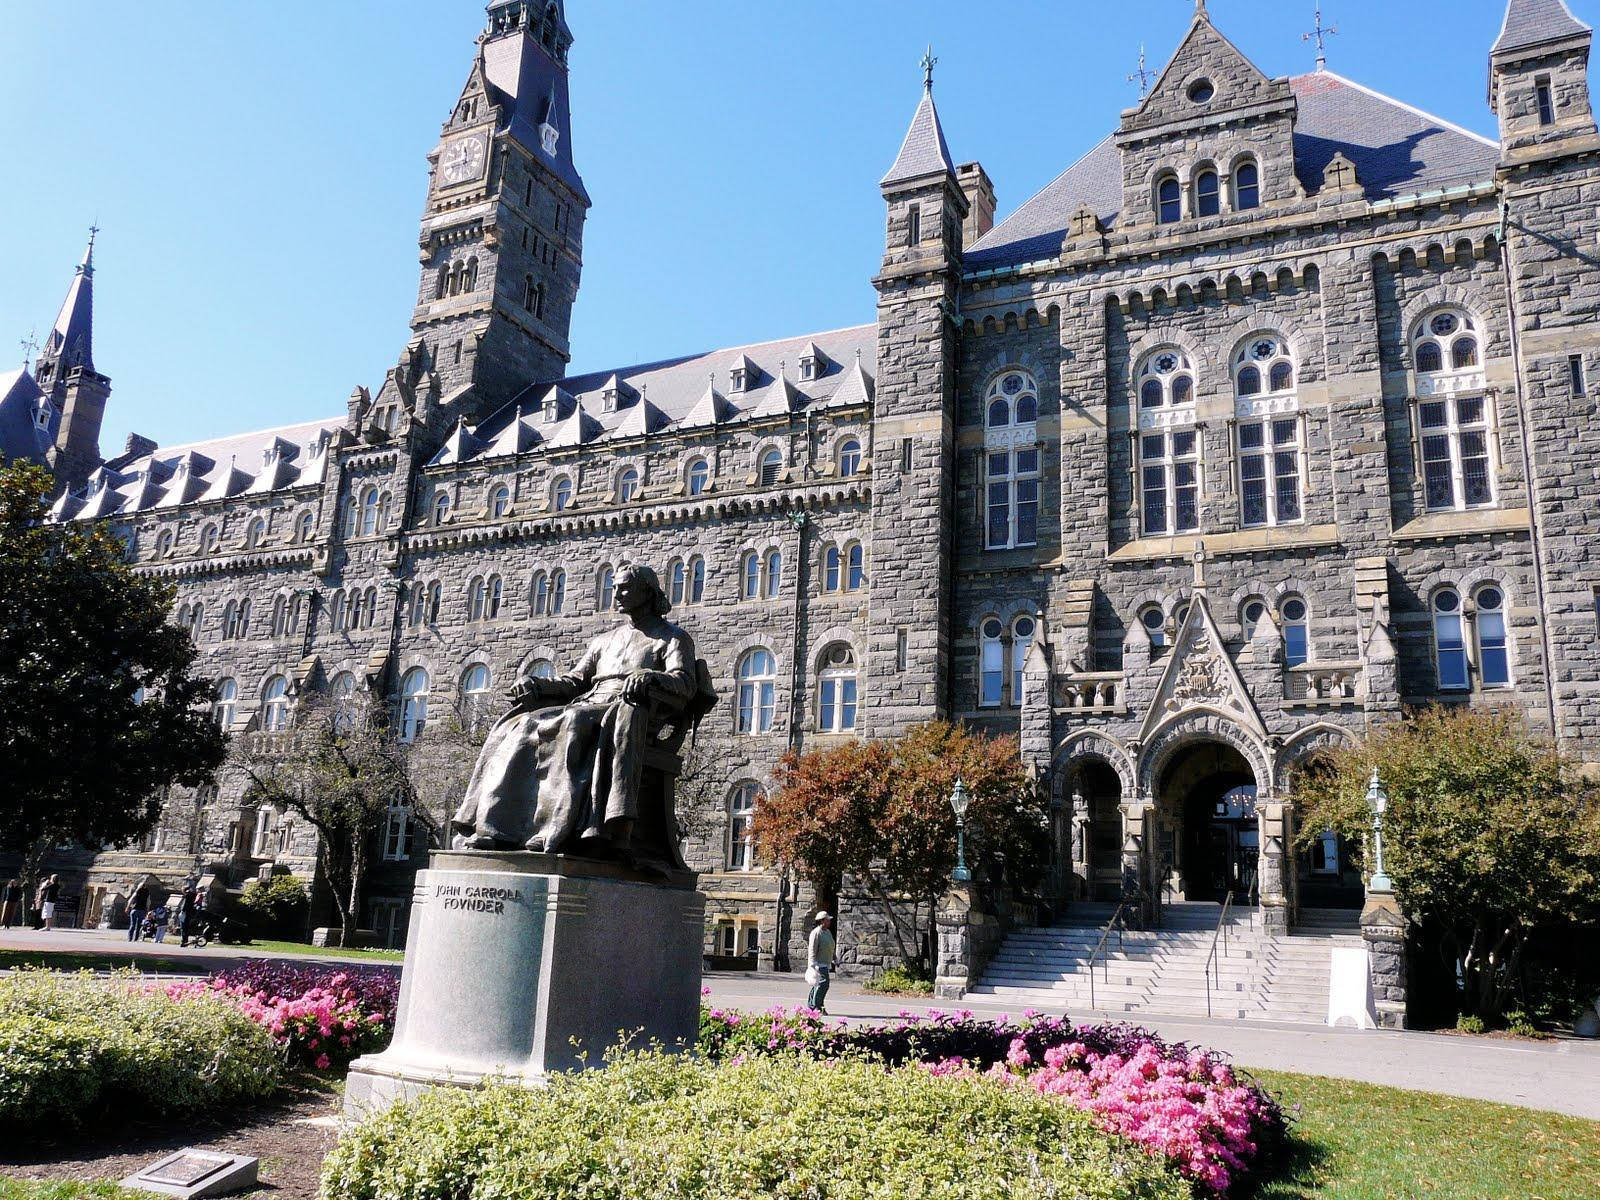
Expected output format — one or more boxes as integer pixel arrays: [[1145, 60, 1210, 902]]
[[0, 368, 55, 467], [881, 87, 956, 186], [966, 71, 1502, 271], [44, 239, 95, 373], [1493, 0, 1591, 56], [483, 25, 588, 204], [432, 324, 877, 468]]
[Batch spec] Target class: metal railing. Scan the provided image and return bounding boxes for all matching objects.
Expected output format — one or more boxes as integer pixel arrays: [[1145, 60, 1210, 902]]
[[1086, 898, 1130, 1012], [1203, 889, 1236, 1018]]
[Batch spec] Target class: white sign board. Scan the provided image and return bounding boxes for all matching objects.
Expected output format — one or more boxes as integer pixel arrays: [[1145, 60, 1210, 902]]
[[1326, 945, 1375, 1029]]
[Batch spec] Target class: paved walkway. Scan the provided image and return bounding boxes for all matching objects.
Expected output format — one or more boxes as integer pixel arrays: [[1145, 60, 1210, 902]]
[[704, 971, 1600, 1121], [0, 926, 394, 971]]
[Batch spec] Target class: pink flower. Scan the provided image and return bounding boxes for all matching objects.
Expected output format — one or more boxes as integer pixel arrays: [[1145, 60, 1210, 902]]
[[315, 1053, 332, 1070]]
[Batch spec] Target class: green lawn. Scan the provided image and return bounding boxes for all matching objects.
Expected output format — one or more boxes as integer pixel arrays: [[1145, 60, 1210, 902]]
[[0, 1182, 146, 1200], [247, 939, 403, 962], [0, 949, 199, 974], [1253, 1069, 1600, 1200]]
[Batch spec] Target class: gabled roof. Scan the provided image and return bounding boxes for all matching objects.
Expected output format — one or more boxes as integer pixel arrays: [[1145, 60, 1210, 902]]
[[967, 72, 1501, 271], [1121, 10, 1287, 135], [881, 85, 955, 187], [1493, 0, 1591, 57], [0, 367, 54, 467], [481, 22, 588, 204], [43, 235, 96, 374]]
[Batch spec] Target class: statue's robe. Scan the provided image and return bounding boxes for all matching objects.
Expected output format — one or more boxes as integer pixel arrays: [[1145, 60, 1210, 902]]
[[451, 618, 697, 851]]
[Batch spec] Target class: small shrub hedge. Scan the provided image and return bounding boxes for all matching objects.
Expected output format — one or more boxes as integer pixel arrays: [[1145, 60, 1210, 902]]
[[0, 970, 282, 1133], [323, 1050, 1189, 1200], [237, 873, 309, 938]]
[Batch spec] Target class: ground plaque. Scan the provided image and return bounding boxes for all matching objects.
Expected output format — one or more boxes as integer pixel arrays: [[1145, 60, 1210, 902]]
[[119, 1150, 258, 1199]]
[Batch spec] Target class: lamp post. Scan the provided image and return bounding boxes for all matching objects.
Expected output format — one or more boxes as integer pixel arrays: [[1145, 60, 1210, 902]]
[[1366, 767, 1393, 894], [949, 778, 972, 883]]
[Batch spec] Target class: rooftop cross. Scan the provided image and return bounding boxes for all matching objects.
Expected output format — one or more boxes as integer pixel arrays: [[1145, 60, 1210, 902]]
[[1127, 43, 1153, 98], [20, 329, 39, 370], [920, 45, 937, 91], [1303, 5, 1337, 71]]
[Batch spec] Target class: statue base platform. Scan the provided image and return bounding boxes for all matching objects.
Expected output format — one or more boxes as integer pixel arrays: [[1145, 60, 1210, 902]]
[[344, 850, 704, 1115]]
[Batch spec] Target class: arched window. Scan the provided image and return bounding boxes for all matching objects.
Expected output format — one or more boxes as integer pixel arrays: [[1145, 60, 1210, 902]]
[[469, 577, 489, 622], [742, 552, 761, 600], [617, 467, 639, 503], [1234, 160, 1260, 210], [983, 370, 1040, 551], [485, 574, 502, 620], [552, 475, 573, 512], [201, 524, 220, 554], [188, 602, 204, 641], [437, 265, 449, 300], [549, 568, 566, 614], [1136, 348, 1195, 411], [690, 556, 705, 603], [837, 438, 862, 477], [1412, 309, 1481, 380], [363, 586, 379, 629], [330, 671, 358, 734], [979, 618, 1005, 707], [1411, 309, 1493, 511], [359, 486, 380, 536], [727, 782, 758, 871], [1281, 596, 1309, 668], [1156, 174, 1181, 224], [461, 663, 492, 713], [736, 649, 777, 734], [1139, 604, 1167, 651], [433, 492, 452, 525], [270, 595, 287, 638], [328, 590, 345, 633], [763, 549, 782, 598], [1432, 589, 1468, 689], [489, 485, 511, 519], [598, 565, 615, 612], [817, 644, 859, 732], [823, 545, 842, 593], [846, 542, 865, 590], [687, 458, 710, 496], [154, 530, 173, 558], [1196, 168, 1220, 217], [670, 553, 705, 606], [1474, 585, 1510, 687], [245, 517, 266, 549], [295, 511, 314, 543], [1233, 335, 1302, 528], [1240, 597, 1268, 641], [213, 677, 237, 729], [1012, 615, 1036, 706], [526, 658, 556, 680], [464, 257, 478, 292], [261, 675, 290, 732], [758, 448, 783, 487], [531, 571, 550, 616], [399, 668, 429, 742], [1234, 334, 1294, 396], [669, 559, 686, 605]]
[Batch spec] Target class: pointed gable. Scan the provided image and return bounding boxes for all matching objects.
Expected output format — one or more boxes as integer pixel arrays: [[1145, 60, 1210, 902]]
[[1494, 0, 1591, 57], [680, 377, 731, 428], [881, 86, 955, 187], [611, 395, 664, 439], [825, 356, 875, 410], [544, 399, 601, 447], [1137, 591, 1266, 744], [1122, 12, 1288, 133], [744, 376, 800, 421], [43, 235, 97, 374], [430, 418, 484, 466]]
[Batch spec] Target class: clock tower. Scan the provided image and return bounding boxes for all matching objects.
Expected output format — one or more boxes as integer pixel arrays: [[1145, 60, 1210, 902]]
[[407, 0, 589, 428]]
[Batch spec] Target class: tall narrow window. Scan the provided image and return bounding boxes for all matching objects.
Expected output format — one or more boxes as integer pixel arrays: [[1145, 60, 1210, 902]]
[[690, 556, 705, 603], [1474, 586, 1510, 687], [764, 549, 782, 597], [896, 627, 908, 671], [837, 438, 862, 477], [1536, 78, 1555, 126], [1237, 418, 1303, 526], [979, 618, 1005, 708], [1011, 615, 1036, 706], [983, 371, 1040, 551], [616, 467, 639, 503], [598, 565, 615, 611], [360, 487, 380, 536], [549, 568, 566, 614], [468, 576, 487, 622], [489, 484, 510, 518], [846, 543, 865, 590], [1140, 430, 1199, 535], [1234, 160, 1259, 210], [330, 671, 358, 735], [381, 800, 411, 862], [727, 783, 758, 870], [906, 205, 921, 246], [900, 437, 912, 472], [261, 675, 290, 732], [822, 545, 841, 593], [742, 552, 761, 600], [399, 668, 430, 741], [552, 476, 573, 512], [1432, 590, 1468, 689], [687, 458, 710, 496], [736, 649, 776, 734], [1281, 596, 1309, 668], [1570, 354, 1586, 395], [1196, 169, 1220, 217], [213, 678, 237, 729], [461, 663, 492, 720], [1157, 175, 1181, 224], [1419, 395, 1494, 510], [670, 559, 687, 606], [759, 449, 783, 487], [433, 492, 452, 525], [817, 644, 859, 733]]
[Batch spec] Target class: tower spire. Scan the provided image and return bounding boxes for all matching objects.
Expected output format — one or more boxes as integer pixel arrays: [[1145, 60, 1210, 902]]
[[42, 227, 98, 375], [920, 45, 937, 91]]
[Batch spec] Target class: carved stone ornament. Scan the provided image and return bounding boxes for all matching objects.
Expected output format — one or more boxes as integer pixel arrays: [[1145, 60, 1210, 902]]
[[1169, 632, 1226, 709]]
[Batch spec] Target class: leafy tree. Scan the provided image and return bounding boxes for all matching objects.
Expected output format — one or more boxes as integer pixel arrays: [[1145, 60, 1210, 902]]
[[1293, 706, 1600, 1022], [0, 461, 226, 866], [753, 721, 1048, 974]]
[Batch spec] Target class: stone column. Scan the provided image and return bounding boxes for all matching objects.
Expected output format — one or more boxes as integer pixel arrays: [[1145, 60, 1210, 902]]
[[1070, 790, 1091, 901], [1360, 892, 1409, 1029], [933, 883, 1000, 1000], [1258, 799, 1290, 934], [1118, 801, 1153, 928]]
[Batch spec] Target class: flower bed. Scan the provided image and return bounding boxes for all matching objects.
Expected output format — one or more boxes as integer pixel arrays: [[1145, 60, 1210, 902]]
[[164, 961, 398, 1073], [0, 970, 282, 1133], [699, 1005, 1283, 1196]]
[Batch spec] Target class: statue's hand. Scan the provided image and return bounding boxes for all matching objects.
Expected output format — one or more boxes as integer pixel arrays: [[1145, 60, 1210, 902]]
[[510, 676, 546, 704], [621, 671, 656, 706]]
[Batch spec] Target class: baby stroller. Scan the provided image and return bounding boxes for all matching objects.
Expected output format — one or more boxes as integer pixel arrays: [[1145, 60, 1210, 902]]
[[186, 911, 248, 948]]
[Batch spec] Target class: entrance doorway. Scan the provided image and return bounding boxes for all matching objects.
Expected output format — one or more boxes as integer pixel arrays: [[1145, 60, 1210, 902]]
[[1069, 760, 1124, 901], [1157, 741, 1258, 904]]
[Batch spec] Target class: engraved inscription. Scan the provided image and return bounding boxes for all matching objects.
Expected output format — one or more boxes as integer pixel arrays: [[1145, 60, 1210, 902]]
[[435, 883, 525, 915]]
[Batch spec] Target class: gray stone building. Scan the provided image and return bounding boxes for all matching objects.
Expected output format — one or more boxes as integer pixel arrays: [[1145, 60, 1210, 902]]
[[17, 0, 1600, 965]]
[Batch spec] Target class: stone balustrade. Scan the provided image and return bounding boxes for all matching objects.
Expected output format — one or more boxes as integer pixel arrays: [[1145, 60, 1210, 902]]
[[1053, 672, 1125, 712], [1284, 662, 1363, 707]]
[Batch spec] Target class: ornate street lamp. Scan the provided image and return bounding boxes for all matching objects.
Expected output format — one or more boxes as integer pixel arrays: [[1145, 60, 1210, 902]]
[[1366, 767, 1394, 894], [950, 778, 972, 883]]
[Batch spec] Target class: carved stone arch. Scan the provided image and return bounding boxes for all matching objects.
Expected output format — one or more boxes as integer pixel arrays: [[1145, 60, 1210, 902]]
[[1046, 303, 1062, 323], [516, 646, 560, 677], [1399, 287, 1486, 343], [1269, 575, 1316, 603], [1274, 721, 1359, 793], [1140, 708, 1273, 799], [1412, 566, 1464, 603], [976, 357, 1043, 399], [1054, 730, 1137, 799], [981, 315, 998, 336], [810, 625, 862, 668], [1123, 587, 1174, 627], [1127, 325, 1208, 376], [1221, 317, 1313, 374], [726, 634, 784, 679]]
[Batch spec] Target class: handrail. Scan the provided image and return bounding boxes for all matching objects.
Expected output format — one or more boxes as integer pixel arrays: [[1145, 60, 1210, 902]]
[[1086, 898, 1129, 1012], [1204, 889, 1236, 1018]]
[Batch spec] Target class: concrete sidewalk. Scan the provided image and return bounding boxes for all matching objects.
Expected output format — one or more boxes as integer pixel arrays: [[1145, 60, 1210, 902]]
[[704, 971, 1600, 1121], [0, 925, 396, 971]]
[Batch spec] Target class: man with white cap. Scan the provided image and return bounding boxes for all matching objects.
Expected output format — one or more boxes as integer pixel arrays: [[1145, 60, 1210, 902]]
[[805, 910, 836, 1013]]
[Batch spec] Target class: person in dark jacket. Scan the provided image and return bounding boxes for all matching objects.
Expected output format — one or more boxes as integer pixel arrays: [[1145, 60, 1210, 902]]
[[127, 881, 153, 942], [178, 880, 199, 947], [0, 878, 21, 928]]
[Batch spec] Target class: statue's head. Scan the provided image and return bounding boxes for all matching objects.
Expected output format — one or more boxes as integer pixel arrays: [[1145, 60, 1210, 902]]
[[614, 563, 671, 616]]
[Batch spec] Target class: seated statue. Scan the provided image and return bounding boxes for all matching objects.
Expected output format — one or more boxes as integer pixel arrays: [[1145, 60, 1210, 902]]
[[450, 563, 715, 868]]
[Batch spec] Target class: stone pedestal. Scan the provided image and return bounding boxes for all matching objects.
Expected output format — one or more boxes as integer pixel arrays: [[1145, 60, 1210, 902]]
[[1359, 892, 1409, 1030], [345, 850, 705, 1114], [933, 884, 999, 1000]]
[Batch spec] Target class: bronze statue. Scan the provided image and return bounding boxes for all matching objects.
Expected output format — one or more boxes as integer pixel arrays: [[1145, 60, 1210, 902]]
[[450, 563, 714, 868]]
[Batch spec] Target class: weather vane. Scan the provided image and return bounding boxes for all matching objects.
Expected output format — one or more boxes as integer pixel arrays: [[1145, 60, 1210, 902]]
[[20, 330, 39, 371], [920, 45, 938, 90], [1127, 43, 1153, 98], [1304, 5, 1337, 70]]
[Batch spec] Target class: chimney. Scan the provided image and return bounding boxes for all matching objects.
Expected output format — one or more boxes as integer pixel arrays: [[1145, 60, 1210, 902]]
[[956, 162, 996, 246]]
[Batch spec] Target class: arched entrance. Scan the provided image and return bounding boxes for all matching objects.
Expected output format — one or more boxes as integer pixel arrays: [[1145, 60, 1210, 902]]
[[1155, 741, 1258, 904], [1066, 758, 1125, 901], [1284, 751, 1365, 911]]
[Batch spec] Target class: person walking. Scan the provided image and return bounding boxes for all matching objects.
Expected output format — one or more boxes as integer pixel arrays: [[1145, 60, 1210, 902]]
[[1, 878, 21, 928], [805, 911, 836, 1014], [150, 902, 169, 943], [126, 881, 150, 943], [178, 879, 199, 948], [37, 875, 61, 931]]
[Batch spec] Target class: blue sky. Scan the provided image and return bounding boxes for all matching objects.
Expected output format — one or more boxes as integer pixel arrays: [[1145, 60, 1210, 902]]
[[0, 0, 1553, 455]]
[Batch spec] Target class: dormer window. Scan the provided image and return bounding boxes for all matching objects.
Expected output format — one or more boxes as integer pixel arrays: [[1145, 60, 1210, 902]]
[[1156, 175, 1181, 225], [798, 355, 817, 382], [601, 385, 618, 412], [730, 366, 749, 393], [542, 398, 559, 423]]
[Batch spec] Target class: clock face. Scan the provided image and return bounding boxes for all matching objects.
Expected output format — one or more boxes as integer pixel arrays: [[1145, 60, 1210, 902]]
[[438, 135, 487, 189]]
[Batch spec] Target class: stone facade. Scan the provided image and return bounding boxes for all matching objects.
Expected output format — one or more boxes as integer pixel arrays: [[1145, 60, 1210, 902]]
[[18, 2, 1600, 976]]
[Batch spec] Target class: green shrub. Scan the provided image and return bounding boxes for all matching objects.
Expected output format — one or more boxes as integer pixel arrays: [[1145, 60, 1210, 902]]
[[0, 970, 282, 1132], [238, 873, 309, 938], [864, 963, 935, 996], [1456, 1013, 1486, 1034], [324, 1050, 1188, 1200]]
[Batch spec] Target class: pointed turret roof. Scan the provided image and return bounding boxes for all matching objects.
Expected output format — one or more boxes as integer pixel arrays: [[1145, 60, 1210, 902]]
[[1494, 0, 1590, 57], [0, 368, 52, 466], [881, 80, 955, 188], [612, 394, 664, 439], [44, 231, 97, 373]]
